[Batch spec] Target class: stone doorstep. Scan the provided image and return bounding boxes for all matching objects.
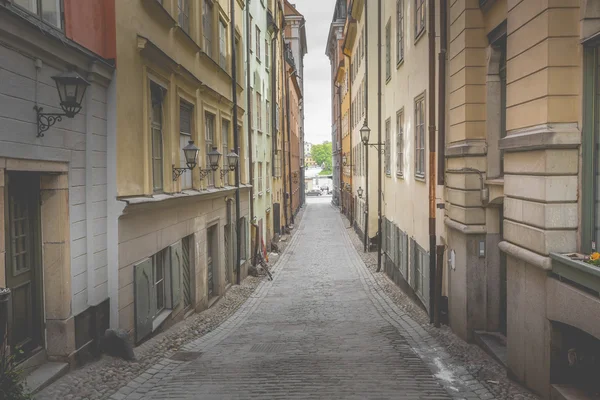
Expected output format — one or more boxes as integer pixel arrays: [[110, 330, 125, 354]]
[[25, 361, 69, 395], [473, 330, 508, 369], [551, 384, 600, 400]]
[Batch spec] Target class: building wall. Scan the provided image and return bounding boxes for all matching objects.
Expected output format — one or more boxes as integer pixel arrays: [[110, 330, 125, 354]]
[[289, 74, 301, 216], [0, 2, 113, 362]]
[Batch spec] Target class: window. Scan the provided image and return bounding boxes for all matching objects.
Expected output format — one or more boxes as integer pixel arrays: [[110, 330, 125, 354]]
[[205, 112, 216, 186], [178, 0, 190, 33], [385, 19, 391, 81], [219, 20, 228, 70], [258, 162, 263, 193], [179, 102, 193, 189], [203, 0, 213, 57], [15, 0, 62, 29], [415, 95, 426, 178], [153, 248, 168, 313], [256, 92, 262, 131], [222, 119, 230, 186], [265, 39, 270, 68], [150, 82, 165, 192], [397, 0, 404, 64], [266, 162, 270, 191], [415, 0, 426, 39], [239, 217, 247, 262], [256, 26, 261, 60], [385, 118, 391, 175], [396, 109, 404, 176], [266, 100, 271, 134], [499, 37, 507, 176]]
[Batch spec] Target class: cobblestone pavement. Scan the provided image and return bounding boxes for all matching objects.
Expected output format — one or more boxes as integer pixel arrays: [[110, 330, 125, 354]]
[[340, 211, 538, 400], [103, 197, 498, 400]]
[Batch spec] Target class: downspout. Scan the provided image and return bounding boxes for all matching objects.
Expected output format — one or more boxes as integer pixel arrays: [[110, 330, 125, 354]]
[[376, 0, 382, 272], [337, 84, 343, 213], [232, 0, 242, 284], [434, 0, 448, 328], [363, 0, 369, 253], [246, 0, 254, 221], [281, 33, 289, 229], [285, 62, 294, 225], [348, 54, 353, 226], [271, 34, 277, 185], [427, 0, 437, 322]]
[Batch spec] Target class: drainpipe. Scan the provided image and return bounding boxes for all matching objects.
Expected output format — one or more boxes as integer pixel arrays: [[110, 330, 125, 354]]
[[337, 84, 343, 214], [285, 61, 294, 225], [376, 0, 383, 272], [427, 0, 437, 322], [434, 0, 448, 328], [363, 0, 369, 253], [245, 0, 254, 222], [348, 54, 353, 227], [281, 33, 289, 230], [231, 0, 242, 284]]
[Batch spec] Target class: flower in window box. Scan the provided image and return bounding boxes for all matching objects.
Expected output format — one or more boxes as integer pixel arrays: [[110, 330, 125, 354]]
[[586, 252, 600, 266]]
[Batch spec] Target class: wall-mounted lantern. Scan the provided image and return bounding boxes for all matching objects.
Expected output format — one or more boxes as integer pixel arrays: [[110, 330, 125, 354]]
[[342, 154, 347, 166], [357, 186, 364, 198], [360, 123, 371, 145], [199, 146, 222, 179], [220, 149, 239, 178], [34, 69, 90, 137], [172, 141, 200, 181]]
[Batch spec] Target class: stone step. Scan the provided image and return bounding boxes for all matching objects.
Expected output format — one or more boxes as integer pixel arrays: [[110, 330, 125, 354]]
[[474, 330, 508, 369], [26, 361, 69, 395]]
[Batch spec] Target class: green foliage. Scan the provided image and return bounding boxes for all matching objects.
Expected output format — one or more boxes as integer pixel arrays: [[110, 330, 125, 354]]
[[311, 142, 332, 171], [319, 169, 332, 176], [0, 346, 31, 400]]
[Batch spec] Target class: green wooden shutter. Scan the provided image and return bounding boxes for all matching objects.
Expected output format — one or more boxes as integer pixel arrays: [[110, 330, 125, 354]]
[[170, 241, 183, 308], [422, 250, 430, 313], [134, 258, 154, 342]]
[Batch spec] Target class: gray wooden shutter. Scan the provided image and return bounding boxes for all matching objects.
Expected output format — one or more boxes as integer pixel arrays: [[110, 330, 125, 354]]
[[134, 258, 154, 343], [409, 238, 415, 287], [170, 241, 183, 308], [423, 250, 430, 313], [402, 233, 408, 279]]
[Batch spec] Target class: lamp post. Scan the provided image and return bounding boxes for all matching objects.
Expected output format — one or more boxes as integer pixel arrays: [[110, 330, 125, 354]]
[[360, 122, 384, 259], [34, 69, 90, 137], [172, 140, 200, 181]]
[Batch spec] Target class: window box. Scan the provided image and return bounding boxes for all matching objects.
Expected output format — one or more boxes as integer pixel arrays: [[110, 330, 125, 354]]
[[550, 252, 600, 296]]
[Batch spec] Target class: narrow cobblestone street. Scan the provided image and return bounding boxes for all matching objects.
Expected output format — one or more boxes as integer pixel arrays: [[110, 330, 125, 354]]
[[99, 198, 493, 400]]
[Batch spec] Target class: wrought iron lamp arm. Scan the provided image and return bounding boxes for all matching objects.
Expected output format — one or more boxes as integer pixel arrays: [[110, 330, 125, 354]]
[[34, 106, 66, 138], [366, 142, 385, 154]]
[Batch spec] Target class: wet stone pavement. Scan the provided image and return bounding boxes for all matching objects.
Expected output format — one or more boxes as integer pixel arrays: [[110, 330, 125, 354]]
[[101, 197, 494, 400]]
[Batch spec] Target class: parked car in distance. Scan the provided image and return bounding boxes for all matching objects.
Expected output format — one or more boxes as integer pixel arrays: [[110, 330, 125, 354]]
[[306, 189, 322, 196]]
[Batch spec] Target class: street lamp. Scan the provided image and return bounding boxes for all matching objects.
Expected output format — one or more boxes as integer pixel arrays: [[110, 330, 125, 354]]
[[220, 149, 240, 178], [173, 140, 200, 181], [360, 123, 371, 145], [357, 186, 363, 199], [34, 69, 90, 137], [342, 154, 347, 166]]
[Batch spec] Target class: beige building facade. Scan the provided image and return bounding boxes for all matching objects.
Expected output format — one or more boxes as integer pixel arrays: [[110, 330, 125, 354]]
[[445, 0, 600, 397], [113, 0, 251, 343]]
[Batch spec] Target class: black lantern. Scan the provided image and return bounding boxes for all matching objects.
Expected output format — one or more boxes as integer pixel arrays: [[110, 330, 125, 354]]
[[342, 154, 347, 166], [53, 70, 90, 117], [207, 146, 222, 171], [226, 149, 239, 171], [357, 186, 364, 198], [173, 141, 200, 181], [360, 123, 371, 145], [34, 69, 90, 137]]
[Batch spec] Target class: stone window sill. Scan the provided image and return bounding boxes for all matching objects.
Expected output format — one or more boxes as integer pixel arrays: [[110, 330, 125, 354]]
[[549, 252, 600, 296], [152, 309, 172, 332]]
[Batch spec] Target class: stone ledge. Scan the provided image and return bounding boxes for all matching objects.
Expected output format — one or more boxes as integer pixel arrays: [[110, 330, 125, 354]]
[[444, 217, 487, 235], [498, 240, 552, 271], [446, 140, 487, 157], [499, 123, 581, 152]]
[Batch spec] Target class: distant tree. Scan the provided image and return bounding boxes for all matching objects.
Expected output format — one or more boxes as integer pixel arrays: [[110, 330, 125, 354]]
[[311, 142, 332, 171]]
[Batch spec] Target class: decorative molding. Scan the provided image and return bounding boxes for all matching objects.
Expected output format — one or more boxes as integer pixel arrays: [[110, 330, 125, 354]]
[[500, 123, 581, 152], [499, 240, 552, 271], [445, 140, 487, 158]]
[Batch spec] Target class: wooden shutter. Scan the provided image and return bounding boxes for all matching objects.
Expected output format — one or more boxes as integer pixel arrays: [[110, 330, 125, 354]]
[[134, 258, 154, 342], [170, 241, 183, 308]]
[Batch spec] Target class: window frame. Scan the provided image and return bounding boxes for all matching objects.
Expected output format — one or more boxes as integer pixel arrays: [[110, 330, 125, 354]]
[[397, 0, 404, 66], [414, 93, 426, 180], [218, 18, 228, 71], [256, 92, 262, 132], [14, 0, 64, 30], [396, 108, 404, 177], [204, 112, 216, 187], [222, 118, 231, 186], [202, 0, 214, 57], [414, 0, 426, 42], [385, 118, 392, 176], [385, 19, 392, 82], [179, 101, 194, 190], [150, 82, 166, 193], [256, 26, 261, 61], [178, 0, 191, 34]]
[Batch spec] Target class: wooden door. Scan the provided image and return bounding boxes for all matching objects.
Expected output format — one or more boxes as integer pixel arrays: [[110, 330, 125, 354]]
[[5, 172, 43, 361]]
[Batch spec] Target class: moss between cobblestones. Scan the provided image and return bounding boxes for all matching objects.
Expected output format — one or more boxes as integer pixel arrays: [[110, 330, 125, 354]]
[[36, 207, 306, 400], [341, 214, 538, 400]]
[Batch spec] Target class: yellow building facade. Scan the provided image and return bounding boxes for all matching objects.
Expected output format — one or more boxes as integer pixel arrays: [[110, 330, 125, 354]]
[[113, 0, 251, 343]]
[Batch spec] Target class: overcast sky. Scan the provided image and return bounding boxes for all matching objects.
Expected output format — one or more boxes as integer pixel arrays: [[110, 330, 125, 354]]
[[299, 0, 336, 145]]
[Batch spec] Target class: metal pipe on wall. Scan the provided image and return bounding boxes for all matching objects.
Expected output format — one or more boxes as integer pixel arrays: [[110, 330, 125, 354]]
[[376, 0, 383, 272], [363, 0, 369, 253], [427, 0, 437, 323], [231, 0, 242, 284]]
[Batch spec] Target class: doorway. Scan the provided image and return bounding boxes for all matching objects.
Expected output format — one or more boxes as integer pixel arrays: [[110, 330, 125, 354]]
[[499, 207, 507, 335], [207, 225, 217, 299], [5, 172, 44, 362]]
